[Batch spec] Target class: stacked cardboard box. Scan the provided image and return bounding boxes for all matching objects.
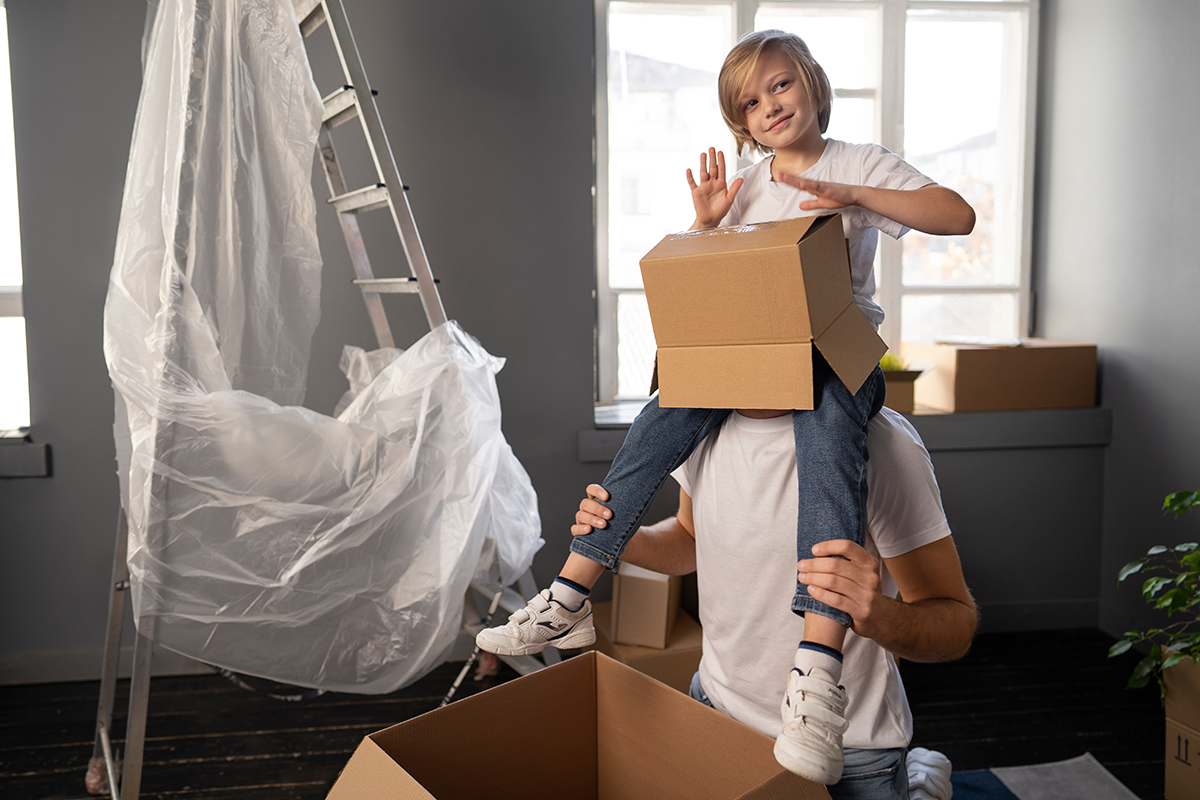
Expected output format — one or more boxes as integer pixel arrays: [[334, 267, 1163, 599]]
[[326, 652, 828, 799], [1166, 659, 1200, 800], [611, 562, 683, 649], [588, 601, 703, 694], [641, 215, 886, 410]]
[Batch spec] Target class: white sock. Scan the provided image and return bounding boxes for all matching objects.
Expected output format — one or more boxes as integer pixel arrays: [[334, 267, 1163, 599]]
[[794, 645, 844, 685], [549, 578, 589, 611]]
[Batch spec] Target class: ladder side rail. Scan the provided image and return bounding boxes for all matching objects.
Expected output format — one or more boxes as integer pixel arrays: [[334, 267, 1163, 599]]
[[319, 0, 447, 330], [317, 128, 395, 348], [89, 509, 132, 793]]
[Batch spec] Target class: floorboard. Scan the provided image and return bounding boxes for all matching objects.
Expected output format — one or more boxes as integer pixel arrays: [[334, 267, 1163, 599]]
[[0, 629, 1165, 800]]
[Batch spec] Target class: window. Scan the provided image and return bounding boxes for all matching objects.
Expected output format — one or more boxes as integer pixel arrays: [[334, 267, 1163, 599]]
[[0, 1, 28, 434], [595, 0, 1039, 403]]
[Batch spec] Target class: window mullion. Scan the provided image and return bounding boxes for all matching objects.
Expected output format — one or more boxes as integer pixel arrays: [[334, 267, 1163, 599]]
[[877, 0, 905, 351], [594, 0, 617, 403]]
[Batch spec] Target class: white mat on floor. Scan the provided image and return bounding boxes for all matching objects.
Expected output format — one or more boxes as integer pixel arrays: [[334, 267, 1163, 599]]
[[991, 753, 1140, 800]]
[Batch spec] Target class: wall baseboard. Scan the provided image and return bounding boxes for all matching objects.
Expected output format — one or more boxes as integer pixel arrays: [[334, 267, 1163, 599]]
[[0, 645, 212, 687], [976, 599, 1100, 633]]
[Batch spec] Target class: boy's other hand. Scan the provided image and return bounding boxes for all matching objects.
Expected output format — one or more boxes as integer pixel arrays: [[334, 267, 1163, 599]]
[[780, 174, 860, 211], [571, 484, 612, 537], [687, 147, 743, 229]]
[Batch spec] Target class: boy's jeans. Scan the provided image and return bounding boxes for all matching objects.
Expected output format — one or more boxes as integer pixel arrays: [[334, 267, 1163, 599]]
[[689, 673, 909, 800], [569, 355, 886, 627]]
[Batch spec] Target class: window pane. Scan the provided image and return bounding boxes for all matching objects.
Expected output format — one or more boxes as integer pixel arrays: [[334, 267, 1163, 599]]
[[0, 7, 19, 287], [901, 292, 1017, 344], [756, 6, 879, 145], [608, 3, 733, 290], [903, 10, 1026, 288], [0, 316, 29, 430], [617, 292, 655, 399]]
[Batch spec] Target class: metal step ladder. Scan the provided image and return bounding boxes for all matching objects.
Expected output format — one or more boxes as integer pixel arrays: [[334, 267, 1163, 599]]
[[86, 2, 550, 796]]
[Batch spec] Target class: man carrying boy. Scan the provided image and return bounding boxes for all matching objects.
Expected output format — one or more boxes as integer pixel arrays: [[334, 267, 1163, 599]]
[[478, 28, 975, 785], [571, 407, 977, 800]]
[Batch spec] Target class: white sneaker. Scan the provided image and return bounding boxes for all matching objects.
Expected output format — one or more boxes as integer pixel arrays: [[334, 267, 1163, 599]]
[[475, 589, 596, 656], [773, 666, 849, 784]]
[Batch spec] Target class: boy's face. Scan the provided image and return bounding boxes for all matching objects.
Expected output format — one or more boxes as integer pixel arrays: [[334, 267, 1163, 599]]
[[738, 49, 821, 154]]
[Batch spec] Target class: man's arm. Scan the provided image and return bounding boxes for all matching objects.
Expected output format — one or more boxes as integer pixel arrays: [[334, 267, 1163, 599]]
[[572, 484, 698, 576], [798, 537, 977, 663]]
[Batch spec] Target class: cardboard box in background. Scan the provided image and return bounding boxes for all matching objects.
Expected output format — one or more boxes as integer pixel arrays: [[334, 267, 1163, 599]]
[[1166, 659, 1200, 800], [326, 651, 828, 800], [881, 369, 922, 414], [611, 562, 682, 648], [901, 339, 1097, 412], [641, 215, 887, 410], [588, 601, 703, 694]]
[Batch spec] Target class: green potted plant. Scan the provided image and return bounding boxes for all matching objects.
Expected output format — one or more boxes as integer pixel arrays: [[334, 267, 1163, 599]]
[[879, 352, 923, 414], [1109, 490, 1200, 700]]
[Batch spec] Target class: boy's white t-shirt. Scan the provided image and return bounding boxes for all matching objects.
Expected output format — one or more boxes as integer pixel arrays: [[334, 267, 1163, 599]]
[[672, 407, 952, 750], [720, 139, 935, 329]]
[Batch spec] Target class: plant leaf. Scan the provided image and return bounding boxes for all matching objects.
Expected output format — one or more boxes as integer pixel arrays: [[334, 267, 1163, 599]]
[[1118, 560, 1145, 582], [1164, 491, 1200, 518], [1108, 640, 1133, 657], [1177, 542, 1200, 552], [1164, 651, 1188, 670], [1148, 545, 1169, 556]]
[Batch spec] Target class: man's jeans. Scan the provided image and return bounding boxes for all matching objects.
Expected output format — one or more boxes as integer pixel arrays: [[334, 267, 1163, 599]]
[[688, 673, 909, 800], [570, 356, 886, 626]]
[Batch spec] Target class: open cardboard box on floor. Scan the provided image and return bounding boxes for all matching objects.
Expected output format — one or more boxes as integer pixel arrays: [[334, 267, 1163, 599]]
[[611, 562, 683, 648], [587, 600, 703, 693], [900, 338, 1097, 412], [326, 651, 827, 800], [641, 215, 887, 410]]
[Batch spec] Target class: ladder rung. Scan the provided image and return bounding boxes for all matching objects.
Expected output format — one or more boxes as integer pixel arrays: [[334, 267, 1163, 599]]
[[293, 0, 326, 37], [354, 278, 438, 294], [329, 184, 389, 213], [321, 85, 359, 128]]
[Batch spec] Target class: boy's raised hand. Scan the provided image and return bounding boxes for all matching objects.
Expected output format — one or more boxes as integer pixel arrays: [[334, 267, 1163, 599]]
[[687, 147, 743, 229], [780, 174, 859, 211]]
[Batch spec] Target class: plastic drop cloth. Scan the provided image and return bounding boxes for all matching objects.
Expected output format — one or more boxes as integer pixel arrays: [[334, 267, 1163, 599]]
[[102, 0, 542, 693]]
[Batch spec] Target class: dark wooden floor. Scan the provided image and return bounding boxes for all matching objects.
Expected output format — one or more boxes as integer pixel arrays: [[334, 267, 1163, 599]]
[[0, 628, 1163, 800]]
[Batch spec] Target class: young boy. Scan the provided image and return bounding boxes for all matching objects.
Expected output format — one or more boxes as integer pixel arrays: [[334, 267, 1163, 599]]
[[477, 29, 974, 785]]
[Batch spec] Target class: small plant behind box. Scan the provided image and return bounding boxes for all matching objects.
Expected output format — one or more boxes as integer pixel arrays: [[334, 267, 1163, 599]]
[[1109, 491, 1200, 702], [879, 352, 908, 371]]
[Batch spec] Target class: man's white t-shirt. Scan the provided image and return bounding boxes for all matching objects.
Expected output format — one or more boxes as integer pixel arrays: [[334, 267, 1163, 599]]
[[672, 407, 951, 750], [720, 139, 935, 329]]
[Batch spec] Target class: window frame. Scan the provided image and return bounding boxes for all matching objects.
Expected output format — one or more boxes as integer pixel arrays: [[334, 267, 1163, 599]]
[[594, 0, 1040, 406]]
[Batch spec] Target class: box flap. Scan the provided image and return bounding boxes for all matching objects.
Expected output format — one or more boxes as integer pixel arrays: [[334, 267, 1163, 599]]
[[325, 736, 436, 800], [363, 653, 600, 800], [811, 303, 887, 395], [794, 214, 853, 339], [594, 654, 788, 800]]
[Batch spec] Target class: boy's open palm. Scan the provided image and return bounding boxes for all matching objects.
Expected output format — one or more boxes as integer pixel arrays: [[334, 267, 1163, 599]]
[[780, 174, 859, 212], [687, 147, 743, 229]]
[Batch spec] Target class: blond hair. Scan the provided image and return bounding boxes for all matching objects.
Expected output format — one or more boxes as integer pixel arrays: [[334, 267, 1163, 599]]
[[718, 30, 833, 156]]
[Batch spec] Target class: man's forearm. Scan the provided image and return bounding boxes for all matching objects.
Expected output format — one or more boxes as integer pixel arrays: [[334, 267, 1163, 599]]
[[865, 594, 978, 663], [619, 516, 697, 576]]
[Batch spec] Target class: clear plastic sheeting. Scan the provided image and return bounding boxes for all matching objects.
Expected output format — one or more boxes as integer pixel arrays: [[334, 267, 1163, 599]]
[[102, 0, 542, 693]]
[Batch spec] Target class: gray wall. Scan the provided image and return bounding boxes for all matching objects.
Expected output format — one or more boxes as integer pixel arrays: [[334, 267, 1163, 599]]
[[1033, 0, 1200, 637], [1, 0, 1195, 684]]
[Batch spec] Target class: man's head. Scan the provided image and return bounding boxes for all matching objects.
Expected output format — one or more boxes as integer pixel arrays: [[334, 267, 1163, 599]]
[[718, 29, 833, 156]]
